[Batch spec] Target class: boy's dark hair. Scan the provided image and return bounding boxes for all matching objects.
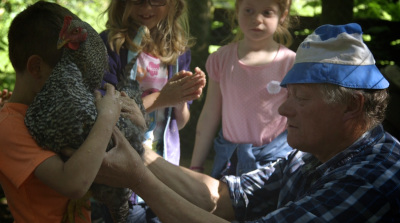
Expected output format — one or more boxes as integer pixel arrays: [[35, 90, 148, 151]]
[[8, 1, 79, 72]]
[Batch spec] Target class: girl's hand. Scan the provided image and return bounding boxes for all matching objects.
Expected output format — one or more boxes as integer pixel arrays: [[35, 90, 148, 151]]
[[0, 89, 12, 107], [157, 67, 206, 107], [120, 91, 147, 130], [194, 66, 207, 92], [94, 83, 122, 125]]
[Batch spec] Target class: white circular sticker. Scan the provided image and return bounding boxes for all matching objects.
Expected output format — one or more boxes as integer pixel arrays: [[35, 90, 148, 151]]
[[266, 80, 281, 94]]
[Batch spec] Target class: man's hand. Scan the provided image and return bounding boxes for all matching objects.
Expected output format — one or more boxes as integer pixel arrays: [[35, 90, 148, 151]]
[[95, 127, 147, 189]]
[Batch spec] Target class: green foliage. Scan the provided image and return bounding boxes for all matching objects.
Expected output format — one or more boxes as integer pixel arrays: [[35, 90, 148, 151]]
[[354, 0, 400, 21], [211, 20, 224, 30], [291, 0, 322, 16], [56, 0, 108, 31], [213, 0, 235, 9], [294, 28, 313, 37], [292, 0, 400, 21]]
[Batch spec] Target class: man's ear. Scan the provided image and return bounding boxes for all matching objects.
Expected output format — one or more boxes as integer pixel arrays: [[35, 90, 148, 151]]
[[343, 92, 364, 121], [26, 55, 44, 79]]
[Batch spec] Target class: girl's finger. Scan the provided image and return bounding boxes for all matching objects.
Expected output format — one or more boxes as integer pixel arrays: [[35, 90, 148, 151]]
[[94, 90, 102, 100], [104, 83, 116, 94]]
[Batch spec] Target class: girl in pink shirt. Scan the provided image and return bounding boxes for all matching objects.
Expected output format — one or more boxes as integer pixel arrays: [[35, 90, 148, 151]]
[[190, 0, 296, 178]]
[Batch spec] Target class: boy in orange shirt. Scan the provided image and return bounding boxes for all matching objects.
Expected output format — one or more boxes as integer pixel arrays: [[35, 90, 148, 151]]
[[0, 2, 141, 222]]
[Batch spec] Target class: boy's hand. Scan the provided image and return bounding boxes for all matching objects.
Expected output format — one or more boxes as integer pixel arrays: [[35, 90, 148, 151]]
[[94, 84, 122, 125], [120, 91, 147, 130], [60, 127, 146, 189], [0, 89, 12, 107], [95, 127, 146, 189], [157, 67, 206, 107], [61, 127, 146, 189]]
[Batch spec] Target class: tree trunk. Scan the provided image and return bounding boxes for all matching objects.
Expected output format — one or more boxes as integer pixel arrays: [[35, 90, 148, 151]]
[[180, 0, 211, 162], [187, 0, 211, 72]]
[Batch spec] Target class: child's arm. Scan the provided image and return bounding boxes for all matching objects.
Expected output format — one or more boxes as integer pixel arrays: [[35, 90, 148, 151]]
[[173, 101, 191, 130], [34, 84, 122, 199], [143, 67, 206, 113], [173, 67, 206, 129], [190, 78, 222, 172], [142, 67, 206, 129]]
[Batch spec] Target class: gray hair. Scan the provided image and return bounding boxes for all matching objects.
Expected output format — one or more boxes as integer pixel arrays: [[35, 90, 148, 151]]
[[318, 83, 389, 130]]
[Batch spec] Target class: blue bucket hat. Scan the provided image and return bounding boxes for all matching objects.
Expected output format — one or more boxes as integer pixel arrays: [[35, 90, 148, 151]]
[[281, 23, 389, 89]]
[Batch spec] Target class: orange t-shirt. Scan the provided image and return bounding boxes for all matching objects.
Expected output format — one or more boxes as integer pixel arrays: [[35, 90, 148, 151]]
[[0, 103, 91, 223]]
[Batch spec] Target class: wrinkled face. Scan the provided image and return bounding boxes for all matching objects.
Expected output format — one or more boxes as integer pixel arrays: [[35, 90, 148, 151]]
[[278, 84, 347, 160], [128, 0, 169, 30], [237, 0, 283, 42]]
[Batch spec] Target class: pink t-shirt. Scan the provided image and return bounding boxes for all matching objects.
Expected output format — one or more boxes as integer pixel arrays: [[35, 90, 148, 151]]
[[206, 42, 296, 146], [136, 52, 168, 150]]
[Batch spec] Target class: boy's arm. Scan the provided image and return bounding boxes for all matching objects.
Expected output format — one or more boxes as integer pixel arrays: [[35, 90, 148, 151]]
[[190, 78, 222, 172], [34, 84, 122, 199]]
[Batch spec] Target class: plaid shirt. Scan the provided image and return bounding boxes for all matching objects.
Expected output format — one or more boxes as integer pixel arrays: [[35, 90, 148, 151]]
[[222, 125, 400, 222]]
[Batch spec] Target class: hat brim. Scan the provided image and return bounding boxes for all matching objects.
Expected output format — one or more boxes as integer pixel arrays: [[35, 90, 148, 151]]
[[281, 62, 389, 89]]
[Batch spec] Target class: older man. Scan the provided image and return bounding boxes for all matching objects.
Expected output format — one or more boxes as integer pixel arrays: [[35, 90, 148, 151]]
[[97, 23, 400, 222]]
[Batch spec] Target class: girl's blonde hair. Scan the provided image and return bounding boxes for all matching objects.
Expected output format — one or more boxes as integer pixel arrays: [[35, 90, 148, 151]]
[[103, 0, 193, 64], [231, 0, 295, 47]]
